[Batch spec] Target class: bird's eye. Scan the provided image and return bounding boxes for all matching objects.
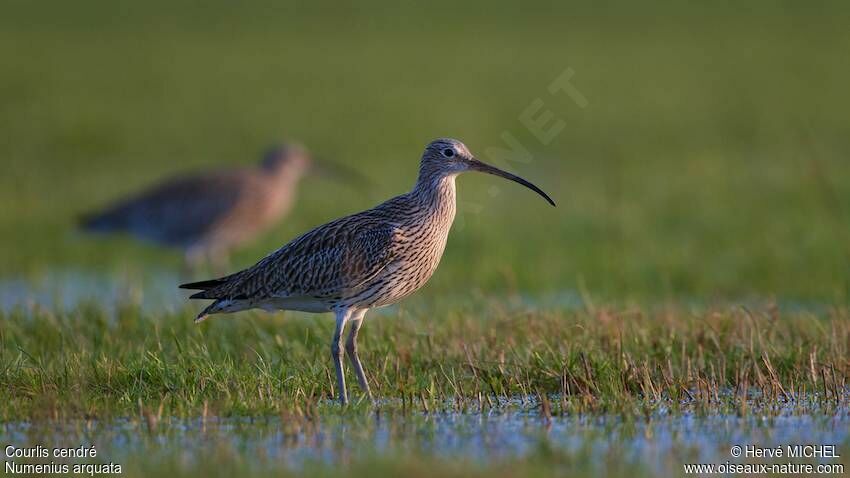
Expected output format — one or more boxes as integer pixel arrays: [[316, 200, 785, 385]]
[[441, 148, 455, 158]]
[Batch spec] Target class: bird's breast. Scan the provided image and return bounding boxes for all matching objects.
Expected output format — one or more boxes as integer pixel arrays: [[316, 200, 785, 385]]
[[348, 202, 456, 308]]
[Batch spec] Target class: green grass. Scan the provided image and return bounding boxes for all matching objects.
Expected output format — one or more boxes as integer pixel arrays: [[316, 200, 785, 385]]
[[3, 300, 847, 421], [1, 0, 849, 302], [3, 299, 849, 477]]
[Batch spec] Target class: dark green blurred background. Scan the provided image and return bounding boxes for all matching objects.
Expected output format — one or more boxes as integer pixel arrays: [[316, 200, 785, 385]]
[[1, 0, 848, 302]]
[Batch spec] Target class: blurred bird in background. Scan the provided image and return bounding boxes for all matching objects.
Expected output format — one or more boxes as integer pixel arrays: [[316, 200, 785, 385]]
[[80, 143, 360, 274]]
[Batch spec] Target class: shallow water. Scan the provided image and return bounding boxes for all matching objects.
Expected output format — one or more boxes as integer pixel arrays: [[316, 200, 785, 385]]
[[1, 268, 839, 317], [0, 269, 186, 313], [2, 407, 849, 476]]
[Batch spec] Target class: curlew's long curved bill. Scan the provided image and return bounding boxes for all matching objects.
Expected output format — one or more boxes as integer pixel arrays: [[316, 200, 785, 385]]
[[311, 157, 373, 187], [468, 158, 556, 207]]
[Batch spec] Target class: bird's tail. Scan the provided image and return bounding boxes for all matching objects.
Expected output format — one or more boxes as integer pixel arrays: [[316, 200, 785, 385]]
[[78, 211, 114, 233], [180, 275, 245, 323], [77, 207, 124, 233], [179, 277, 228, 293], [194, 298, 244, 323], [194, 301, 219, 323]]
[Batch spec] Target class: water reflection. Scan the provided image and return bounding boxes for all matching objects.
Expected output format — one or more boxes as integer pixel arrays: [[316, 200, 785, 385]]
[[0, 269, 185, 313], [2, 409, 848, 475], [1, 269, 836, 316]]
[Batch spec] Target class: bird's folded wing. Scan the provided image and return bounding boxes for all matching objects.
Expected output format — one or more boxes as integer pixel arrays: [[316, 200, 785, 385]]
[[204, 215, 404, 301], [84, 173, 248, 242]]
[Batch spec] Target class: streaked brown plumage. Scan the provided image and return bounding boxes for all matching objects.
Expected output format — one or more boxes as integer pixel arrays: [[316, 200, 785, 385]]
[[181, 138, 555, 404], [80, 144, 311, 270]]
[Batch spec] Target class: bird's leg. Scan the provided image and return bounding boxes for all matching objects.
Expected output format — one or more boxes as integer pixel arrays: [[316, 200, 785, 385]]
[[345, 309, 372, 400], [331, 308, 352, 405]]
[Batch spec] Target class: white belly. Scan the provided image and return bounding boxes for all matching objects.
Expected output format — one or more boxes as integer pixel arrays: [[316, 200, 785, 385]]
[[259, 295, 332, 313]]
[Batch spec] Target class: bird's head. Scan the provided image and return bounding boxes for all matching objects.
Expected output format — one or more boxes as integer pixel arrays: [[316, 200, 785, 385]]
[[419, 138, 555, 206], [262, 142, 373, 188], [260, 143, 312, 177]]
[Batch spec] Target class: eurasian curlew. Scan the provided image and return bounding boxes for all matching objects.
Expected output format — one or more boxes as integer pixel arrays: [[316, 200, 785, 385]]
[[180, 138, 555, 404], [80, 144, 313, 272]]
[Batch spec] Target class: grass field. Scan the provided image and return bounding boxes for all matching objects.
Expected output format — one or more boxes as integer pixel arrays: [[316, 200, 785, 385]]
[[2, 0, 850, 476], [3, 300, 850, 420], [3, 300, 850, 475]]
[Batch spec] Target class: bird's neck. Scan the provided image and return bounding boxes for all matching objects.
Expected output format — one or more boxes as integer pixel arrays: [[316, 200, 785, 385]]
[[264, 168, 303, 210], [411, 173, 457, 220]]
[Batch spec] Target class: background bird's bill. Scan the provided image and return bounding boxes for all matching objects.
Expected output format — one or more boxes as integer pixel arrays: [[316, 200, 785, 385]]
[[311, 158, 373, 187], [467, 158, 556, 207]]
